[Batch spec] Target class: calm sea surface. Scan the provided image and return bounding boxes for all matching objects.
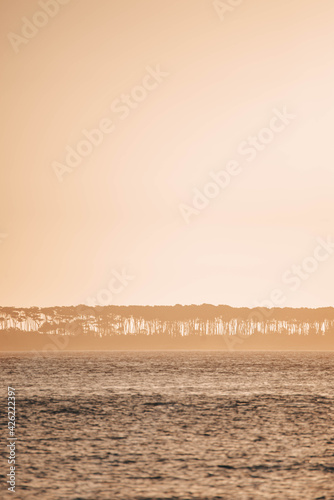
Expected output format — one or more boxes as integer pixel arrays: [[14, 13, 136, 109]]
[[1, 351, 333, 500]]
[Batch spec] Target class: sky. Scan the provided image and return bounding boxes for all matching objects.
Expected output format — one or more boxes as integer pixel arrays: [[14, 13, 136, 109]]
[[0, 0, 334, 308]]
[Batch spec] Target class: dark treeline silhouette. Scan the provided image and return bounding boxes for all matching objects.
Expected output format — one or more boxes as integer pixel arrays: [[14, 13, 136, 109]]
[[1, 304, 334, 320], [1, 304, 334, 351]]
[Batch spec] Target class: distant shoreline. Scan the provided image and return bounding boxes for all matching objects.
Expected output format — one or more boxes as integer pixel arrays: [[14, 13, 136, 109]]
[[1, 330, 334, 352]]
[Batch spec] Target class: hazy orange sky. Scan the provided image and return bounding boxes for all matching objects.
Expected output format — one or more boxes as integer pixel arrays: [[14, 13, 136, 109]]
[[1, 0, 333, 308]]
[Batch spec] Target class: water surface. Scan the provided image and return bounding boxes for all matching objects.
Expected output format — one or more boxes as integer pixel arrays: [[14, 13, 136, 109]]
[[0, 351, 333, 499]]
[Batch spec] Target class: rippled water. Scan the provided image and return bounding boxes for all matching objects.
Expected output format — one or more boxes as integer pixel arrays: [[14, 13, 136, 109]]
[[1, 351, 333, 499]]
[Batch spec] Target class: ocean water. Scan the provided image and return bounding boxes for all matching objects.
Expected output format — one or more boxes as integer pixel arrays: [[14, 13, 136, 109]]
[[0, 351, 333, 500]]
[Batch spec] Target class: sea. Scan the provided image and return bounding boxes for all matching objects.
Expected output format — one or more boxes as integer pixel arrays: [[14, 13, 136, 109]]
[[0, 351, 333, 499]]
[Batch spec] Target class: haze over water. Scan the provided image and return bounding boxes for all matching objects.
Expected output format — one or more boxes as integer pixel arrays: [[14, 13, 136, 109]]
[[1, 351, 333, 499]]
